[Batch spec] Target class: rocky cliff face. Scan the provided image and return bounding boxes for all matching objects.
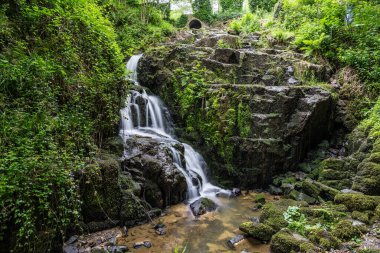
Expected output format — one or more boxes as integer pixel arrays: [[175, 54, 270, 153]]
[[77, 136, 187, 232], [138, 30, 335, 187]]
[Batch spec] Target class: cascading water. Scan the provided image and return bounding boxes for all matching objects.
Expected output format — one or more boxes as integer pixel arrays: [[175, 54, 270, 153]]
[[126, 53, 143, 83], [120, 54, 230, 203]]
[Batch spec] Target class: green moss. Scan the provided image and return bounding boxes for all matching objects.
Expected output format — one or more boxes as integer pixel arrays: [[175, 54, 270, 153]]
[[282, 177, 297, 184], [300, 207, 346, 223], [352, 211, 370, 224], [317, 158, 355, 189], [312, 181, 340, 201], [270, 229, 302, 253], [352, 161, 380, 195], [201, 198, 217, 210], [239, 222, 275, 241], [300, 180, 321, 198], [260, 201, 294, 231], [375, 204, 380, 217], [334, 193, 378, 211], [319, 238, 339, 250], [308, 228, 341, 250], [255, 193, 266, 204], [299, 242, 317, 253], [331, 220, 361, 241], [350, 99, 380, 195]]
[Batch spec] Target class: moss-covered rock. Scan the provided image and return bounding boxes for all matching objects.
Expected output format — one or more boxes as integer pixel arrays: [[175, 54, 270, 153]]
[[307, 228, 341, 250], [259, 199, 311, 233], [102, 136, 124, 155], [331, 220, 361, 241], [239, 222, 275, 241], [79, 153, 146, 229], [352, 211, 370, 224], [288, 190, 317, 204], [189, 197, 217, 216], [300, 206, 346, 222], [352, 161, 380, 195], [300, 242, 318, 253], [334, 193, 378, 211], [270, 229, 307, 253], [139, 43, 334, 188], [254, 193, 266, 204], [317, 158, 356, 190], [375, 204, 380, 218], [279, 176, 339, 203], [260, 202, 288, 231], [300, 179, 321, 198], [122, 137, 187, 207]]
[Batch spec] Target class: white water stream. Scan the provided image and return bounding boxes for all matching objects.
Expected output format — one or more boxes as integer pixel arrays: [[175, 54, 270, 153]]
[[120, 54, 230, 203]]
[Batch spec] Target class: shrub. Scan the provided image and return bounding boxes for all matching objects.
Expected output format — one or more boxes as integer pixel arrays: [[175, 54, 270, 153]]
[[192, 0, 214, 23], [281, 0, 380, 93], [175, 14, 189, 28], [228, 13, 261, 34], [283, 206, 309, 235], [220, 0, 244, 12], [249, 0, 278, 12]]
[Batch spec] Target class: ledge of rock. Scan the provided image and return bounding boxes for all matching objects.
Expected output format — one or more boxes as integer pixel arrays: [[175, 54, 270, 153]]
[[137, 31, 335, 187]]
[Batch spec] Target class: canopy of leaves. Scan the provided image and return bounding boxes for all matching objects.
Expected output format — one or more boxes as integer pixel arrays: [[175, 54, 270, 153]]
[[0, 0, 175, 248]]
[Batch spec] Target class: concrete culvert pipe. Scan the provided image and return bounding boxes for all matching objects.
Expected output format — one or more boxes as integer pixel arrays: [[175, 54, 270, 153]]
[[189, 19, 202, 29]]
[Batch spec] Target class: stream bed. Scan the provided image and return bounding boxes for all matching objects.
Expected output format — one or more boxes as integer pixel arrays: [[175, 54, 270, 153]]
[[117, 193, 271, 253]]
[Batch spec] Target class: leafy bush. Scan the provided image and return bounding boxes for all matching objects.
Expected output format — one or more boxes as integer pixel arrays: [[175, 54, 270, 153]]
[[220, 0, 244, 12], [192, 0, 214, 23], [249, 0, 278, 11], [175, 14, 189, 28], [281, 0, 380, 94], [284, 206, 309, 235], [102, 0, 174, 56], [266, 27, 295, 46], [229, 0, 379, 95], [228, 13, 261, 34], [0, 0, 127, 250], [213, 10, 242, 22]]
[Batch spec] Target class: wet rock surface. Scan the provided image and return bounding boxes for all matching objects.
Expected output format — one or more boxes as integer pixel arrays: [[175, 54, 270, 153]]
[[65, 194, 272, 253], [122, 137, 187, 208], [69, 28, 379, 253], [189, 197, 218, 216], [138, 30, 334, 188]]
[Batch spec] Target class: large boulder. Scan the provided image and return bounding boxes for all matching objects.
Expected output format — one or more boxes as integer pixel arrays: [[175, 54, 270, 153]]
[[189, 197, 218, 216], [334, 193, 378, 211], [78, 153, 146, 230], [239, 222, 275, 241], [122, 137, 187, 208], [270, 229, 309, 253]]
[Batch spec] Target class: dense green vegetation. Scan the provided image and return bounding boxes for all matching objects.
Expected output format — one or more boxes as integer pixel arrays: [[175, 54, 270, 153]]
[[0, 0, 171, 251], [229, 0, 379, 97], [220, 0, 244, 12], [192, 0, 213, 23], [100, 0, 173, 56], [0, 0, 379, 252]]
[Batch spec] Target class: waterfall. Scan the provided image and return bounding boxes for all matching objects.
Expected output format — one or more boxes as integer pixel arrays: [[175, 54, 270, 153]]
[[169, 147, 198, 200], [121, 54, 230, 202], [126, 53, 143, 84]]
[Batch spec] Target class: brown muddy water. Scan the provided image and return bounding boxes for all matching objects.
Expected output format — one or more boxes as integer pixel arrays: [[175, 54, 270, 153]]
[[117, 193, 271, 253]]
